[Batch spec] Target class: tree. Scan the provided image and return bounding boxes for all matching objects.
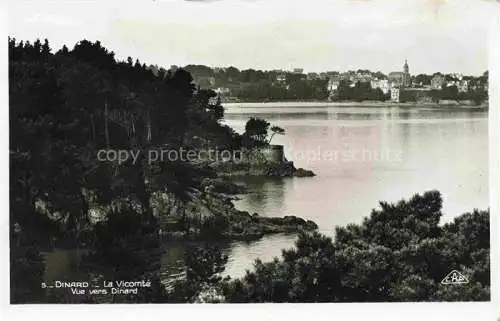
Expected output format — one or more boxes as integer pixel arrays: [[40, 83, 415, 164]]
[[184, 64, 214, 78], [71, 40, 116, 70], [9, 37, 242, 303], [244, 117, 270, 145], [169, 244, 228, 302], [222, 191, 490, 302], [414, 74, 432, 86], [268, 126, 285, 144], [373, 71, 387, 80], [441, 85, 459, 100]]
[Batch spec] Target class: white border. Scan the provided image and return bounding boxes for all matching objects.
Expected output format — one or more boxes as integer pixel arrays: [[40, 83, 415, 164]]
[[488, 3, 500, 320], [0, 2, 499, 321]]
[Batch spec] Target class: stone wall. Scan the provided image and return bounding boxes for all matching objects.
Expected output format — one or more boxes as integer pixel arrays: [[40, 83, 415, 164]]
[[257, 145, 285, 163]]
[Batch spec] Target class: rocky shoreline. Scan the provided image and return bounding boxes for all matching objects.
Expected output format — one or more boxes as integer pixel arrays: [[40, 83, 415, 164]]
[[212, 162, 315, 178], [156, 177, 318, 242], [155, 145, 317, 242], [209, 147, 315, 178], [222, 210, 318, 241]]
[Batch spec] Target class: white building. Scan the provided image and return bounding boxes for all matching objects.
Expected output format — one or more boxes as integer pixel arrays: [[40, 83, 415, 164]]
[[371, 79, 390, 94], [458, 80, 469, 92], [276, 73, 287, 84], [327, 78, 340, 92], [391, 87, 400, 102], [214, 87, 231, 95]]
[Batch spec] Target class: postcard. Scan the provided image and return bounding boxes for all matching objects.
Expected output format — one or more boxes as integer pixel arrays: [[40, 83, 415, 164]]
[[4, 0, 499, 319]]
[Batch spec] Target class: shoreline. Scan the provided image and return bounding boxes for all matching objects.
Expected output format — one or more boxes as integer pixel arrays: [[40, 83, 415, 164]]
[[223, 101, 488, 109], [155, 176, 318, 243]]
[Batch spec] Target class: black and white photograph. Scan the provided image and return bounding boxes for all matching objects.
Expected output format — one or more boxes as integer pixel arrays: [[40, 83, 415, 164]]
[[3, 0, 498, 312]]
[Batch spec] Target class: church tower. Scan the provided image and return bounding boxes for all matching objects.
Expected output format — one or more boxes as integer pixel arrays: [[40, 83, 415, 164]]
[[403, 59, 410, 87]]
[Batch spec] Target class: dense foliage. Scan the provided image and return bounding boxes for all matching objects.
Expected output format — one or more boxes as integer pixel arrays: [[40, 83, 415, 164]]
[[235, 79, 330, 102], [220, 191, 489, 302], [332, 80, 387, 101], [399, 86, 488, 104], [184, 65, 330, 102], [9, 37, 239, 303]]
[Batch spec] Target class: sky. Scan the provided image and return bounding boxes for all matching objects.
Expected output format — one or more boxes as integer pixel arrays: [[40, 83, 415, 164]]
[[8, 0, 500, 75]]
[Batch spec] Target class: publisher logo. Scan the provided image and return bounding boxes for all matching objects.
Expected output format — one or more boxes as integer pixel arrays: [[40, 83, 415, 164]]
[[440, 270, 469, 285]]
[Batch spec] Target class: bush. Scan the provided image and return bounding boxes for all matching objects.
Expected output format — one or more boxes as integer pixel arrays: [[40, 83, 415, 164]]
[[221, 191, 490, 302]]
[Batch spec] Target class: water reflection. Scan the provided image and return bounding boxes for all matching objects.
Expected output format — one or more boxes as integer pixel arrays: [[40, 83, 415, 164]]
[[233, 176, 286, 216], [222, 233, 297, 279]]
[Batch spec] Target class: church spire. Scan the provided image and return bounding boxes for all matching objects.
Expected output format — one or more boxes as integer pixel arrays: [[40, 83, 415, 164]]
[[403, 59, 409, 74]]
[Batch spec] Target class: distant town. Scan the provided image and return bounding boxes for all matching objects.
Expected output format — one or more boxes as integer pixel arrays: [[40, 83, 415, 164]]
[[149, 60, 489, 105]]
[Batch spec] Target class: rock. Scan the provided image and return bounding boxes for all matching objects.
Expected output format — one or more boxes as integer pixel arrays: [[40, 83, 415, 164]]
[[222, 213, 318, 240], [305, 220, 319, 230], [266, 162, 295, 176], [201, 177, 246, 195], [294, 168, 316, 177]]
